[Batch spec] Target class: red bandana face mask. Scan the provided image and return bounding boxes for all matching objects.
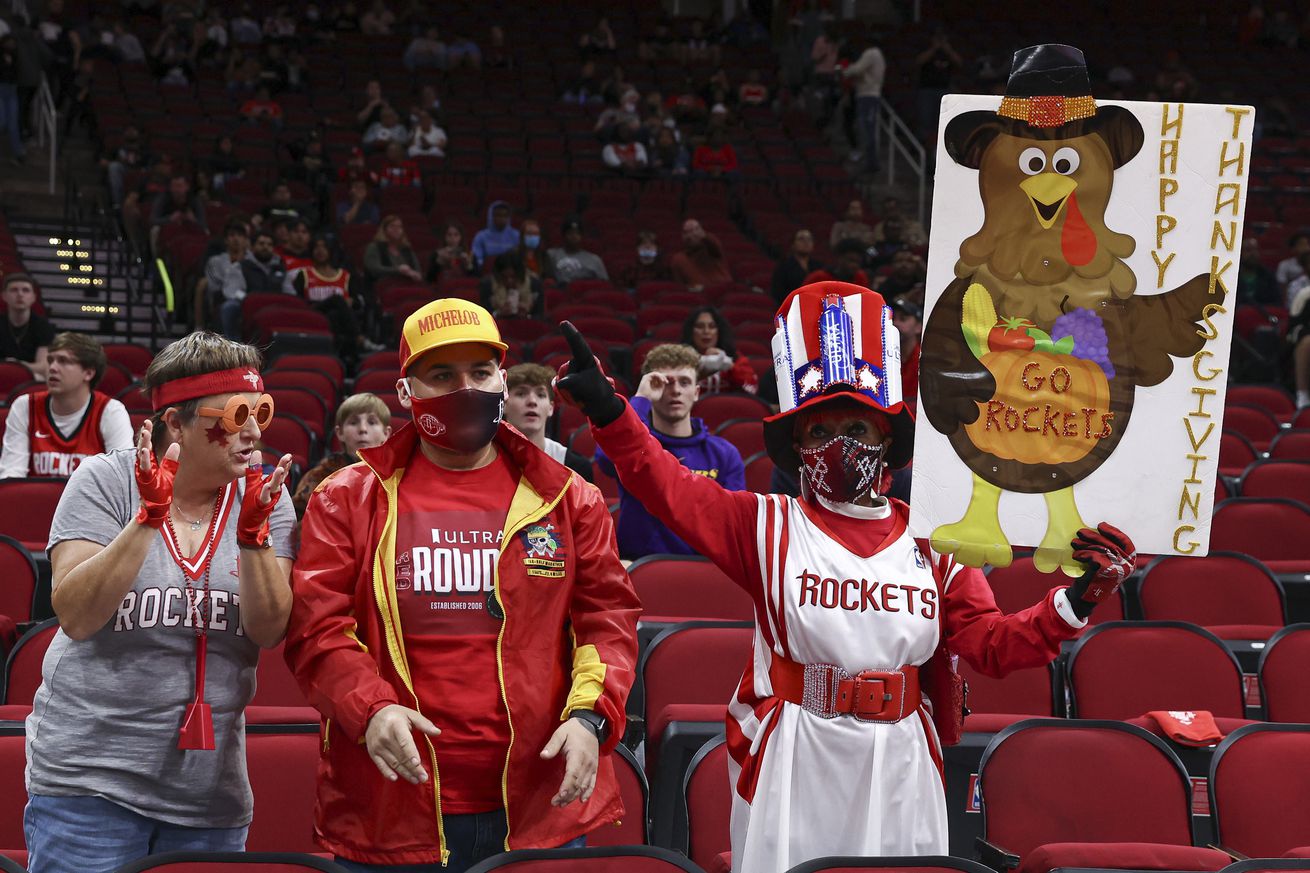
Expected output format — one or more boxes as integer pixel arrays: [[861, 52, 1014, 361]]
[[408, 387, 504, 453], [799, 436, 886, 504]]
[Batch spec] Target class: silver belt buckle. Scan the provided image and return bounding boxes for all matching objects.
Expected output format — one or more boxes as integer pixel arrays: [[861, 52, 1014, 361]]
[[800, 662, 847, 719]]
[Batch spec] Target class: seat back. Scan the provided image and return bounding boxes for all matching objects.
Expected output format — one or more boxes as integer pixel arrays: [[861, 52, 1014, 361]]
[[1210, 724, 1310, 858], [1269, 429, 1310, 460], [714, 418, 766, 459], [1218, 430, 1259, 475], [627, 555, 754, 622], [264, 369, 341, 406], [2, 619, 58, 705], [586, 745, 649, 846], [959, 660, 1057, 719], [1223, 404, 1282, 447], [251, 642, 311, 708], [267, 354, 345, 385], [267, 388, 329, 439], [0, 726, 26, 852], [1211, 498, 1310, 562], [1226, 385, 1296, 421], [743, 451, 775, 493], [1259, 624, 1310, 723], [979, 719, 1195, 857], [684, 736, 731, 872], [259, 416, 316, 471], [111, 852, 352, 872], [1067, 621, 1246, 719], [1238, 459, 1310, 501], [692, 393, 770, 430], [987, 556, 1123, 627], [245, 725, 321, 852], [780, 858, 996, 873], [1136, 552, 1285, 629], [0, 536, 37, 624], [0, 478, 67, 552], [462, 845, 706, 872], [640, 622, 753, 746]]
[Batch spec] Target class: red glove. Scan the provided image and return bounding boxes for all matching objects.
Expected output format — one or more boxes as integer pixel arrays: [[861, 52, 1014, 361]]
[[1066, 522, 1137, 619], [237, 462, 282, 548], [135, 452, 179, 529]]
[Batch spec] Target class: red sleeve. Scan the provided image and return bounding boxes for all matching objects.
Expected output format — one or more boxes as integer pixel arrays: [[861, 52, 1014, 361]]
[[727, 355, 759, 393], [284, 479, 400, 741], [563, 476, 642, 753], [591, 402, 762, 584], [935, 551, 1081, 678], [723, 146, 739, 172], [691, 146, 710, 171]]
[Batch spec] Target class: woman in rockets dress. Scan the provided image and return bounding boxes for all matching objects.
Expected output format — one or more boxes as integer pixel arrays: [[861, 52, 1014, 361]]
[[557, 281, 1136, 873]]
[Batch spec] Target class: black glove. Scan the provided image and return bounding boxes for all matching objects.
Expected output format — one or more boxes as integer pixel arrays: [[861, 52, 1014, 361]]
[[554, 321, 625, 427], [1064, 522, 1137, 620]]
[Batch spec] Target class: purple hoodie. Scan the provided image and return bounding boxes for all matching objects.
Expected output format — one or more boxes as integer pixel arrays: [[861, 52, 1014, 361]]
[[595, 396, 746, 560]]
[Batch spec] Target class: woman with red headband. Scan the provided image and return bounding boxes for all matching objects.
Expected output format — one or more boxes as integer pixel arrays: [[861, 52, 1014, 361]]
[[558, 282, 1137, 873], [24, 332, 296, 873]]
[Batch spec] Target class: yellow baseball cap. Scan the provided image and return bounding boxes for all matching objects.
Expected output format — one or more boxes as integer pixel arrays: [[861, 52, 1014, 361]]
[[399, 298, 508, 374]]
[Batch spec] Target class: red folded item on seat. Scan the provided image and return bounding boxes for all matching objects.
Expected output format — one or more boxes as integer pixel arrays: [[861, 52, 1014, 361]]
[[1146, 710, 1224, 746]]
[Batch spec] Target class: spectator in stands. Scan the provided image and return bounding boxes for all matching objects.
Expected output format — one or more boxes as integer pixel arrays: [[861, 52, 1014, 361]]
[[408, 109, 447, 158], [914, 29, 961, 141], [291, 393, 393, 518], [241, 229, 288, 294], [290, 234, 380, 357], [649, 125, 690, 177], [445, 30, 482, 69], [680, 18, 719, 65], [1276, 232, 1309, 297], [409, 83, 444, 128], [638, 18, 676, 61], [278, 219, 314, 275], [1, 272, 50, 384], [356, 79, 390, 131], [504, 363, 593, 481], [601, 119, 650, 176], [331, 1, 361, 33], [485, 24, 512, 69], [103, 125, 148, 207], [111, 20, 146, 63], [359, 0, 395, 35], [671, 218, 732, 291], [286, 298, 638, 870], [809, 23, 840, 125], [337, 146, 379, 187], [738, 68, 770, 106], [547, 219, 609, 287], [204, 135, 243, 195], [772, 229, 822, 303], [428, 222, 475, 284], [225, 52, 262, 99], [829, 199, 875, 249], [691, 127, 740, 179], [480, 251, 542, 319], [239, 84, 283, 126], [666, 75, 708, 124], [562, 59, 601, 104], [378, 140, 421, 188], [806, 238, 871, 287], [363, 106, 409, 151], [0, 332, 132, 478], [683, 305, 759, 395], [149, 22, 195, 85], [1237, 237, 1281, 306], [594, 89, 641, 141], [403, 25, 446, 71], [336, 178, 380, 227], [578, 16, 616, 57], [844, 36, 887, 176], [873, 196, 927, 248], [149, 171, 207, 250], [25, 332, 293, 873], [364, 214, 423, 284], [877, 250, 927, 301], [472, 200, 521, 269], [618, 231, 670, 289], [207, 219, 255, 340], [600, 66, 632, 106], [891, 296, 923, 401], [1290, 261, 1310, 408], [518, 219, 545, 278], [260, 181, 302, 226], [596, 343, 745, 559]]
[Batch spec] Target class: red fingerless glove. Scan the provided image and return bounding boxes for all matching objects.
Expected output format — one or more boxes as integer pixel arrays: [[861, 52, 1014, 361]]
[[237, 463, 281, 548], [135, 453, 179, 529], [1066, 522, 1137, 618]]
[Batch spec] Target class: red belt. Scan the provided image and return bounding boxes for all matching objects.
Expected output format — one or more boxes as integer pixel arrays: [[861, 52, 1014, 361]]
[[769, 656, 920, 722]]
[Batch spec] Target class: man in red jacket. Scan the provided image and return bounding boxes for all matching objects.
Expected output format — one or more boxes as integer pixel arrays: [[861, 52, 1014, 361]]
[[286, 297, 640, 871]]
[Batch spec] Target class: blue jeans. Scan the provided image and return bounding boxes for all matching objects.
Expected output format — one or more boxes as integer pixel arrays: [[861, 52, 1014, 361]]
[[0, 84, 24, 160], [220, 298, 244, 340], [857, 95, 882, 172], [334, 811, 586, 873], [24, 794, 248, 873]]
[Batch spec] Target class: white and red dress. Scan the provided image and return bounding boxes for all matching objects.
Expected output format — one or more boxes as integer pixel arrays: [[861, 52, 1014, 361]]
[[592, 404, 1086, 873]]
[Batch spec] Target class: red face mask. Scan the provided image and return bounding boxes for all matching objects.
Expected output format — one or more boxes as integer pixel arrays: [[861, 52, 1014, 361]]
[[799, 436, 887, 504], [408, 387, 504, 453]]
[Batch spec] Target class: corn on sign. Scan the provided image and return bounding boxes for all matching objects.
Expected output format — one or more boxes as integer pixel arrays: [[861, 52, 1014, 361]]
[[909, 56, 1251, 574]]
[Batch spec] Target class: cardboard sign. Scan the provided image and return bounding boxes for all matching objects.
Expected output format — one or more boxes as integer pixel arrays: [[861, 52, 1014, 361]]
[[910, 96, 1252, 574]]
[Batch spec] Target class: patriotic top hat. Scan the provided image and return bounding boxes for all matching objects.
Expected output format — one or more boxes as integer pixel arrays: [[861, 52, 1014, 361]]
[[764, 281, 915, 472]]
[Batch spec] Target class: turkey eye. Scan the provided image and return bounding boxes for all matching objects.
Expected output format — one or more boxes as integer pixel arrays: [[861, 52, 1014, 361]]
[[1019, 147, 1046, 175], [1052, 147, 1081, 175]]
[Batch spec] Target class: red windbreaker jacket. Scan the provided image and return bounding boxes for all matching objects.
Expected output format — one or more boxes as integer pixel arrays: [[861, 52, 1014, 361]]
[[285, 422, 641, 864]]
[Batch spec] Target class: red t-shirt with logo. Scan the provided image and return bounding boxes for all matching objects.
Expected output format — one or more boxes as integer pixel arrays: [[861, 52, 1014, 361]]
[[394, 449, 518, 813]]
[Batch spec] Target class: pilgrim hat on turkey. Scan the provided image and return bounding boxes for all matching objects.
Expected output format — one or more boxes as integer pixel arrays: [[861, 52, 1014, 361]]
[[944, 43, 1144, 170]]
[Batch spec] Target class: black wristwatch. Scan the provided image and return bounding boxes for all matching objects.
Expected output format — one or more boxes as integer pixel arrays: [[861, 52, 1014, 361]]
[[570, 708, 608, 743]]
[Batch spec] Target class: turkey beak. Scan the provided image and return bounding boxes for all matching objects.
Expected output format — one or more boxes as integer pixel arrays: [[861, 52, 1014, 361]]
[[1020, 173, 1077, 230]]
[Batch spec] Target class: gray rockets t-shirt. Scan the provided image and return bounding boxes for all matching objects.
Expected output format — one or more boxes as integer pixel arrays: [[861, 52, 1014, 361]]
[[26, 449, 295, 828]]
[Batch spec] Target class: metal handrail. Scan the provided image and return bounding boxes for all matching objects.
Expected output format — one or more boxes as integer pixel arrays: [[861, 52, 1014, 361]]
[[873, 100, 928, 227], [31, 76, 56, 195]]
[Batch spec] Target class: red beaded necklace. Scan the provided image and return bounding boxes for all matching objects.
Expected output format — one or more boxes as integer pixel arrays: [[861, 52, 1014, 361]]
[[165, 490, 224, 751]]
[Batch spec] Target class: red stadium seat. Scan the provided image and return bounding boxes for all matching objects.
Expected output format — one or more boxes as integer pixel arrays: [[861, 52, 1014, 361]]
[[1219, 430, 1259, 478], [0, 725, 25, 855], [1294, 407, 1310, 430], [1259, 624, 1310, 723], [245, 725, 321, 853], [0, 536, 37, 626], [1066, 622, 1251, 733], [977, 719, 1228, 873], [268, 388, 329, 439], [692, 393, 770, 430], [627, 555, 754, 624], [1226, 385, 1296, 422], [576, 289, 637, 314], [567, 426, 596, 459], [635, 282, 692, 305], [714, 418, 766, 459], [104, 342, 159, 376], [782, 859, 998, 873], [684, 736, 730, 873], [267, 354, 345, 386], [354, 368, 403, 397], [1269, 429, 1310, 460], [637, 305, 694, 336], [742, 451, 774, 493], [1209, 724, 1310, 859], [264, 369, 341, 405], [254, 308, 333, 341], [247, 642, 314, 725], [552, 304, 614, 322], [358, 349, 401, 373], [1223, 404, 1282, 452], [1238, 459, 1310, 500], [960, 659, 1061, 734], [462, 845, 707, 872], [0, 478, 66, 552], [986, 555, 1122, 626], [1211, 498, 1310, 572], [1136, 552, 1285, 639], [260, 416, 316, 471], [112, 853, 350, 872], [586, 745, 649, 847], [2, 619, 57, 706]]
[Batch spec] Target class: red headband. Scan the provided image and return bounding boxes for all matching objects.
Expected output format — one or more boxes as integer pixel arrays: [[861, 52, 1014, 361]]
[[151, 368, 265, 411]]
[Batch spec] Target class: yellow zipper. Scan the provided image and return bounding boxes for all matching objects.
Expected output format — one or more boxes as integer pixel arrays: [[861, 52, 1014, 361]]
[[494, 476, 573, 852]]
